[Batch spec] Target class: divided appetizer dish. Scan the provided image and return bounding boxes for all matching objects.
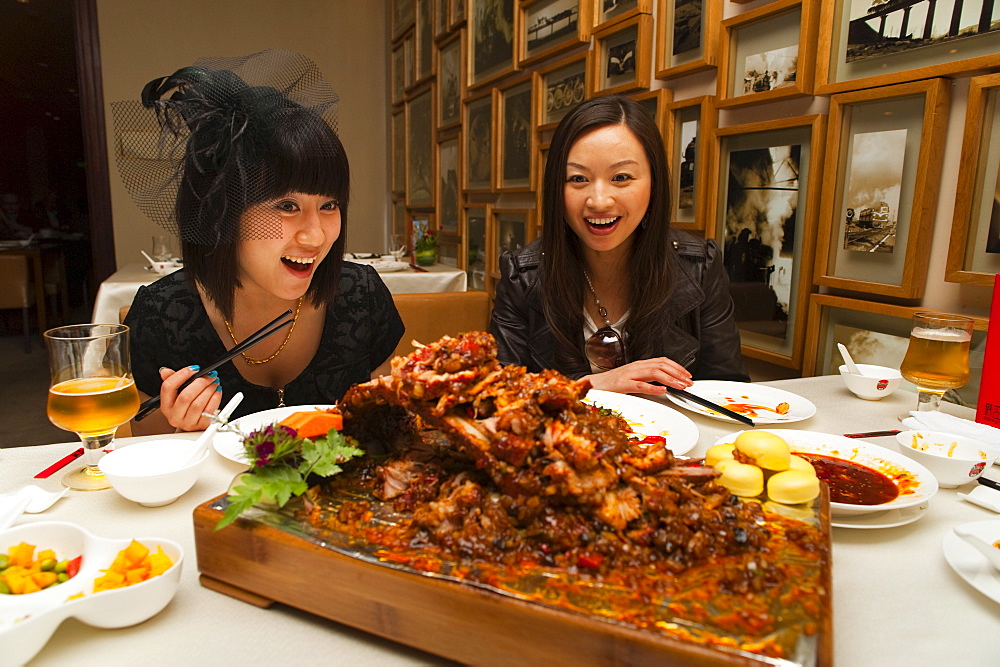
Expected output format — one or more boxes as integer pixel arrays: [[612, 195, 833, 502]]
[[0, 522, 183, 666], [713, 430, 938, 522], [666, 380, 817, 424], [195, 332, 832, 665]]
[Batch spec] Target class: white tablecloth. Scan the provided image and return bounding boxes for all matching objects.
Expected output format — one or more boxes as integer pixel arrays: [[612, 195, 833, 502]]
[[3, 377, 999, 666], [91, 262, 468, 325]]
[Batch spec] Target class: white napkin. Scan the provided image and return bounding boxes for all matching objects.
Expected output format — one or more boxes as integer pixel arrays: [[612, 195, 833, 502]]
[[958, 485, 1000, 513], [901, 410, 1000, 449]]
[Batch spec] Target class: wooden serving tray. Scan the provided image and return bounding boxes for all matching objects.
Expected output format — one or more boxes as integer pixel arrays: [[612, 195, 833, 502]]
[[193, 495, 833, 666]]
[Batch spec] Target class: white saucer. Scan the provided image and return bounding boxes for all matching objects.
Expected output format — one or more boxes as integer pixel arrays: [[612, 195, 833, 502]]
[[942, 520, 1000, 604], [830, 504, 928, 530]]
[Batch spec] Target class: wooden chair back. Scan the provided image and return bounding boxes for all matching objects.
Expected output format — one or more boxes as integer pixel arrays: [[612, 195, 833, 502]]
[[0, 254, 33, 352], [390, 291, 491, 359]]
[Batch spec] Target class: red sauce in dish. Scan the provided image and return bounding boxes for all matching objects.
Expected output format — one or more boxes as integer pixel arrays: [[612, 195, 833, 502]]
[[796, 453, 899, 505]]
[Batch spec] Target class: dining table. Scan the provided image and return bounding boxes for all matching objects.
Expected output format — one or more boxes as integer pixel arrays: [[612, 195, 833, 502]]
[[90, 260, 468, 325], [3, 376, 999, 666]]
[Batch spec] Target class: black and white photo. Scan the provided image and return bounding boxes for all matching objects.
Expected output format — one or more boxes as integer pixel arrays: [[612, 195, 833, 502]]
[[842, 129, 907, 253], [471, 0, 515, 84], [742, 45, 798, 94]]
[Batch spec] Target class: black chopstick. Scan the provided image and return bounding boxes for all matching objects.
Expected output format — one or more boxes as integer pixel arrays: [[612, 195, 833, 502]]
[[662, 385, 756, 427], [134, 309, 293, 421]]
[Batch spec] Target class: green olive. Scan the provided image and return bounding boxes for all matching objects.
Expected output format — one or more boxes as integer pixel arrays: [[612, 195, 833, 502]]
[[0, 554, 9, 569], [0, 581, 10, 595], [54, 560, 68, 573], [40, 558, 57, 572], [56, 572, 70, 583]]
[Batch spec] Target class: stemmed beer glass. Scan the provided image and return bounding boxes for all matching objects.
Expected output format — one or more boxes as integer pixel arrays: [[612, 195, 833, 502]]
[[44, 324, 140, 490], [899, 312, 974, 418]]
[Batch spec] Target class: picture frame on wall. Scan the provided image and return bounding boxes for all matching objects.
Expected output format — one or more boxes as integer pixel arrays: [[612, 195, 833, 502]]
[[946, 73, 1000, 285], [463, 205, 490, 292], [590, 13, 653, 96], [438, 135, 462, 232], [438, 31, 464, 130], [535, 50, 588, 131], [406, 86, 435, 208], [469, 0, 518, 88], [654, 0, 720, 81], [391, 42, 406, 106], [802, 293, 988, 409], [404, 31, 416, 89], [415, 0, 435, 83], [392, 109, 406, 195], [631, 88, 671, 139], [491, 208, 534, 279], [435, 0, 450, 38], [518, 0, 592, 68], [463, 87, 496, 191], [665, 94, 715, 231], [716, 0, 817, 109], [592, 0, 652, 32], [713, 114, 827, 369], [393, 0, 416, 41], [816, 0, 1000, 95], [814, 78, 950, 299], [392, 199, 407, 240], [497, 74, 534, 191], [450, 0, 466, 29]]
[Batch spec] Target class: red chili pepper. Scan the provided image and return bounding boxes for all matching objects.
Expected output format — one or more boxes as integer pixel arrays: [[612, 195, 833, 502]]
[[66, 555, 83, 578], [576, 552, 603, 569]]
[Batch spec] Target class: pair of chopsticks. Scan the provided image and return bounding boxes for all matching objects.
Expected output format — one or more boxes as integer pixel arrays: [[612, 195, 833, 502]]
[[408, 263, 428, 273], [134, 308, 294, 421], [660, 385, 756, 427]]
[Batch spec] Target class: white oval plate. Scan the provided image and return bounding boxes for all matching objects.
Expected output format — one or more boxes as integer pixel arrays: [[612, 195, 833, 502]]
[[0, 521, 183, 666], [583, 389, 699, 456], [213, 404, 338, 465], [666, 380, 816, 424], [943, 519, 1000, 604], [713, 429, 938, 517], [372, 260, 409, 273], [830, 504, 928, 530]]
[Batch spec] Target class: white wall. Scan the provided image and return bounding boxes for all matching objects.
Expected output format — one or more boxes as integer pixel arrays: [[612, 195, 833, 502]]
[[97, 0, 388, 267]]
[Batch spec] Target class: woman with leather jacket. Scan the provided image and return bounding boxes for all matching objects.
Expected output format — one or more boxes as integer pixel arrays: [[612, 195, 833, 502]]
[[489, 94, 748, 395]]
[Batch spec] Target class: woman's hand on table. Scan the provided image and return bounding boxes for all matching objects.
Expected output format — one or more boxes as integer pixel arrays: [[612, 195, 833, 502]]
[[156, 365, 222, 431], [585, 357, 692, 396]]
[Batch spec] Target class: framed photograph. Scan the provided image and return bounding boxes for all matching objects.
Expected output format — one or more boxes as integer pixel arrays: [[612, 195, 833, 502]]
[[716, 0, 817, 109], [491, 208, 535, 278], [408, 213, 436, 263], [393, 0, 416, 41], [536, 51, 588, 130], [519, 0, 592, 67], [438, 240, 461, 268], [404, 32, 416, 89], [592, 0, 652, 31], [435, 0, 450, 38], [438, 31, 464, 130], [464, 87, 496, 191], [816, 1, 1000, 95], [713, 114, 827, 369], [654, 0, 720, 80], [415, 0, 435, 83], [463, 205, 490, 291], [391, 43, 406, 106], [438, 135, 462, 232], [497, 74, 534, 191], [406, 86, 435, 208], [469, 0, 518, 88], [665, 94, 715, 232], [803, 294, 989, 409], [814, 78, 950, 299], [946, 73, 1000, 285], [631, 88, 671, 139], [450, 0, 466, 29], [589, 13, 653, 96], [392, 109, 406, 195]]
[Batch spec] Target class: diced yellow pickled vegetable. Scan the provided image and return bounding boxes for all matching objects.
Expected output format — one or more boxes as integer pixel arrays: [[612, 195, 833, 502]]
[[9, 542, 35, 568], [123, 539, 150, 566]]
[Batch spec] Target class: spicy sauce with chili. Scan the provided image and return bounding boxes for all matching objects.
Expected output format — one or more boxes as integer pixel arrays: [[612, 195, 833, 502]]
[[796, 453, 899, 505]]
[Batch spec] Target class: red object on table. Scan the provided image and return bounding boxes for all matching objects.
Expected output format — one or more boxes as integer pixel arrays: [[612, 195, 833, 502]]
[[977, 274, 1000, 427], [34, 448, 84, 478]]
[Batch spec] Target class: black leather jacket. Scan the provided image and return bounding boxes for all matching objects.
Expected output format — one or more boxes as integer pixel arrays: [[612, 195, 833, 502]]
[[489, 230, 749, 382]]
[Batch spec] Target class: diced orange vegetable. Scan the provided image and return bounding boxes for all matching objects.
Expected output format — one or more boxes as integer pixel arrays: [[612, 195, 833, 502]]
[[32, 571, 58, 588], [1, 542, 80, 595], [37, 549, 56, 563], [9, 542, 35, 568], [147, 549, 173, 576], [123, 539, 150, 566], [91, 541, 174, 593], [278, 409, 343, 439]]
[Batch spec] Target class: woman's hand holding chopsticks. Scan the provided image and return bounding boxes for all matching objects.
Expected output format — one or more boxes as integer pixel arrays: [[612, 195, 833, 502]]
[[156, 364, 223, 432]]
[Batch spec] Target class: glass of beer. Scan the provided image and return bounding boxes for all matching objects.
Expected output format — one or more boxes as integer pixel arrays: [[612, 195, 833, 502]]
[[899, 312, 974, 418], [44, 324, 140, 490]]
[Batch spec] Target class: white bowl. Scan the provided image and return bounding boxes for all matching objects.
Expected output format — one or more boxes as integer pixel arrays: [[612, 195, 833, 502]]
[[98, 439, 209, 507], [838, 364, 903, 400], [895, 430, 1000, 488], [0, 521, 182, 667]]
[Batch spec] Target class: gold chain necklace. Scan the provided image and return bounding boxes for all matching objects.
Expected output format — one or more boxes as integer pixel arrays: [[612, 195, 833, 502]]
[[223, 297, 304, 365]]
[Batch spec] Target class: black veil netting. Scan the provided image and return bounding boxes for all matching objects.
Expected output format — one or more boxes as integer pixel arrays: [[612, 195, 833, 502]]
[[110, 49, 341, 247]]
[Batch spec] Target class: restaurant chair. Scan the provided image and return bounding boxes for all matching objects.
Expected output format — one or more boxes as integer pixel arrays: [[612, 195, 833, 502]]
[[0, 254, 34, 352], [390, 291, 491, 359]]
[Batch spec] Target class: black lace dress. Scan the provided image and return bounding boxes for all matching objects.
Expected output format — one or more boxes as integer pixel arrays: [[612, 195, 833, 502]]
[[123, 263, 403, 420]]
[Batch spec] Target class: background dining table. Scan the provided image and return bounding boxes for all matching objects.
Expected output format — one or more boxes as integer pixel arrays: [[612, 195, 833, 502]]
[[3, 376, 998, 666], [90, 260, 468, 325]]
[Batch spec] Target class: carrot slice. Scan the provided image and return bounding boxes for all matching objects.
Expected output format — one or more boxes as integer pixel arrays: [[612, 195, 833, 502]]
[[278, 409, 343, 439]]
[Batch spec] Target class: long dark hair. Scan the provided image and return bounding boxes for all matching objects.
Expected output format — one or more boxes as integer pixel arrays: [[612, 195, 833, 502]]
[[540, 94, 675, 368]]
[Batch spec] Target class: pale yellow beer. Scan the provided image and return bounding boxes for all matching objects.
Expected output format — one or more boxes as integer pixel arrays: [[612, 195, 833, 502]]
[[899, 328, 972, 391], [47, 376, 140, 435]]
